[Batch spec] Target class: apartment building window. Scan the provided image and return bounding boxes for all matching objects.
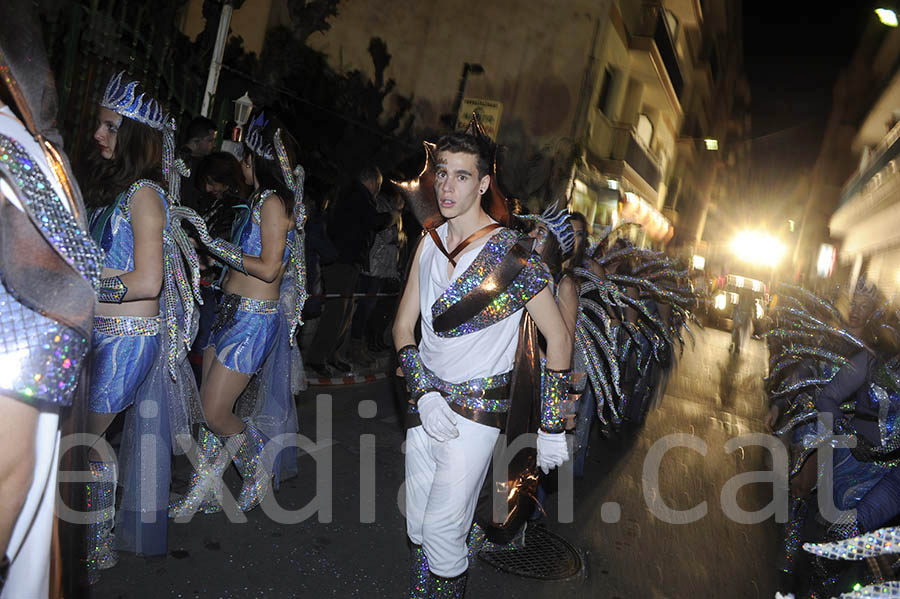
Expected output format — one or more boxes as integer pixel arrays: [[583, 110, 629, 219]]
[[636, 114, 654, 147], [596, 67, 614, 116]]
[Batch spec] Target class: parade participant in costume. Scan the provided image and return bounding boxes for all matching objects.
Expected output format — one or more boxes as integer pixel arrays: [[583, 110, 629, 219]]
[[572, 233, 697, 434], [0, 4, 103, 594], [188, 151, 249, 383], [768, 280, 900, 597], [168, 113, 305, 518], [394, 125, 573, 597], [465, 202, 581, 557], [82, 71, 199, 578]]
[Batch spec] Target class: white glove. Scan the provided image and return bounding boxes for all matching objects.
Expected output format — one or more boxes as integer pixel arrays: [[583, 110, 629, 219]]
[[536, 430, 569, 474], [417, 392, 458, 442]]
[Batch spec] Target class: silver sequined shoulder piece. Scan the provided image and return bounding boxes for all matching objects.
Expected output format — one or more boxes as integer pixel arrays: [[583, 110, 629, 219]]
[[120, 179, 167, 222], [251, 189, 279, 225], [431, 228, 550, 338], [0, 134, 102, 287]]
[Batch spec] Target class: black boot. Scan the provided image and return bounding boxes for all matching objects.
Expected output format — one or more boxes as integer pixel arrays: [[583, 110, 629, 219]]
[[426, 570, 467, 598], [409, 544, 429, 599]]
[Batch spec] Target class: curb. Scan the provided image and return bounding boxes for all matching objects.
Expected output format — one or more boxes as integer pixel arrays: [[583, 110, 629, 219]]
[[305, 371, 391, 386]]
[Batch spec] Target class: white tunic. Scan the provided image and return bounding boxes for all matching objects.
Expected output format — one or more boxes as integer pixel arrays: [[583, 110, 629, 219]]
[[418, 222, 524, 384]]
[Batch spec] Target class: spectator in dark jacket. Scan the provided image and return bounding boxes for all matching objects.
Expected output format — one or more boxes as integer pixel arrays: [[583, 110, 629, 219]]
[[308, 166, 390, 376]]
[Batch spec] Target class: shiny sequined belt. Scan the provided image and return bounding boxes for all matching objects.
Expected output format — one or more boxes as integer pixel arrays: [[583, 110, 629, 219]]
[[408, 372, 511, 429], [235, 296, 279, 314], [93, 314, 161, 336]]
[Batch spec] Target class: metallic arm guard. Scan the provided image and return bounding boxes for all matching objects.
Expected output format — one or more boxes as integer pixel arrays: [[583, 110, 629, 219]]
[[207, 237, 246, 274], [97, 275, 128, 303], [170, 205, 246, 274], [540, 367, 571, 433], [397, 344, 437, 402]]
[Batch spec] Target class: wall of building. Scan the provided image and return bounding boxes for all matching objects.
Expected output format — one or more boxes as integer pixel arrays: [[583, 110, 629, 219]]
[[302, 0, 604, 149]]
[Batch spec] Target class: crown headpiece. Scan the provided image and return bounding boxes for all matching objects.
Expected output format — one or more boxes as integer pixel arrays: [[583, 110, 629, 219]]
[[538, 200, 575, 254], [246, 112, 275, 160], [855, 276, 878, 300], [101, 71, 166, 131]]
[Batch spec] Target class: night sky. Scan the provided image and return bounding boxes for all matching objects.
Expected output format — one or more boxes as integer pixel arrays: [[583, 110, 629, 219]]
[[738, 3, 871, 223]]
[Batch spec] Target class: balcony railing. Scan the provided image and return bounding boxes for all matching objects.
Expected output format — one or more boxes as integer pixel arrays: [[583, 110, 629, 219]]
[[610, 125, 662, 191], [840, 118, 900, 205]]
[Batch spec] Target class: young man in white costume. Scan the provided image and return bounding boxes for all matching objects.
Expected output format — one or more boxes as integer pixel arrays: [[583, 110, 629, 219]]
[[394, 129, 572, 597]]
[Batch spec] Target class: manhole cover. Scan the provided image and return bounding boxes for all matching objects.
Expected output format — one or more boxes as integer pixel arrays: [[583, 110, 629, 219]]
[[478, 525, 583, 580]]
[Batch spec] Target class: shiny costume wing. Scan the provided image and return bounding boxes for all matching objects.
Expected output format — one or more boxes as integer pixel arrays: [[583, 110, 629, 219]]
[[591, 240, 701, 425], [572, 266, 626, 427], [767, 284, 864, 437]]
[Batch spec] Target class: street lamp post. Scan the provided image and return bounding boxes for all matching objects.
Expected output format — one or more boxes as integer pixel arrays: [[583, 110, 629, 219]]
[[451, 62, 484, 128], [220, 92, 253, 160], [231, 92, 253, 142], [201, 0, 235, 117]]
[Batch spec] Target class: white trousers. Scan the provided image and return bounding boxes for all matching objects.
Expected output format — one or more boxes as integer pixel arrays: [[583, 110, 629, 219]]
[[3, 411, 60, 599], [405, 416, 499, 577]]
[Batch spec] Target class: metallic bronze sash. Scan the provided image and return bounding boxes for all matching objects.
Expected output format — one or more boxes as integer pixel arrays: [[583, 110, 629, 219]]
[[427, 222, 502, 267], [432, 236, 532, 334], [475, 312, 542, 544]]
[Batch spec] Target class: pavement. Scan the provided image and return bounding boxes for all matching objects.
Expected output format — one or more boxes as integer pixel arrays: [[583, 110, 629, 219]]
[[92, 327, 778, 599]]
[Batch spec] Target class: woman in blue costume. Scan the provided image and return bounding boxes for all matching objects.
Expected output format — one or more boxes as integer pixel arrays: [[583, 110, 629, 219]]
[[169, 113, 304, 518], [767, 280, 900, 597], [81, 72, 198, 580]]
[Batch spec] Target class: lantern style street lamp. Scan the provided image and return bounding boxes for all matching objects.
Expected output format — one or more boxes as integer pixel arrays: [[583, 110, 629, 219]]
[[231, 92, 253, 142]]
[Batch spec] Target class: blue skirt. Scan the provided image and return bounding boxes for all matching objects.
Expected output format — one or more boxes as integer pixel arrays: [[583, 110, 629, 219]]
[[206, 295, 280, 374], [89, 315, 160, 413]]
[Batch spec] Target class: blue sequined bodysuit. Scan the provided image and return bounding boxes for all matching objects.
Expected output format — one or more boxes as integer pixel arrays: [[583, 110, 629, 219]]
[[233, 189, 294, 264], [91, 180, 169, 271]]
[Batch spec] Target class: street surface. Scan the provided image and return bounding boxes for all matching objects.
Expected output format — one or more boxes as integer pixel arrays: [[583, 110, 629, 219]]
[[95, 327, 777, 598]]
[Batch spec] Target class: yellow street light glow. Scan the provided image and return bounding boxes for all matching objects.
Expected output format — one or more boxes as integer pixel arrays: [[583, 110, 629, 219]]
[[730, 230, 786, 267], [876, 8, 899, 26], [714, 292, 727, 311], [704, 138, 719, 151]]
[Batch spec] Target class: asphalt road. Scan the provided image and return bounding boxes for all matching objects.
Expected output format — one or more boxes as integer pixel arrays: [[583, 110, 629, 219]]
[[93, 327, 778, 599]]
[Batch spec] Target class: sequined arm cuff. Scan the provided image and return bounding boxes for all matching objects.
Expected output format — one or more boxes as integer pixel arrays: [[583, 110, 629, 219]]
[[540, 367, 571, 433], [208, 238, 246, 274], [397, 345, 437, 402], [97, 276, 128, 303]]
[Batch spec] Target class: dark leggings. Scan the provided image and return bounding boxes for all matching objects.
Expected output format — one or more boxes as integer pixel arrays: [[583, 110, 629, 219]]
[[857, 463, 900, 532]]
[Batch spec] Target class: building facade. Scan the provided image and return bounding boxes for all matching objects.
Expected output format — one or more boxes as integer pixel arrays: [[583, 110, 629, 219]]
[[181, 0, 747, 249], [815, 25, 900, 295]]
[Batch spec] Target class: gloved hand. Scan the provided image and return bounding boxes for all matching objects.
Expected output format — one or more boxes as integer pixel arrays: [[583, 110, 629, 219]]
[[171, 206, 246, 273], [536, 430, 568, 474], [417, 392, 458, 442]]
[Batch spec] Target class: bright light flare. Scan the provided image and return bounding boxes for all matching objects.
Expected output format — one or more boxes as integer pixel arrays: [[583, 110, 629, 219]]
[[876, 8, 899, 27], [730, 230, 786, 267], [714, 293, 727, 311], [704, 138, 719, 151]]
